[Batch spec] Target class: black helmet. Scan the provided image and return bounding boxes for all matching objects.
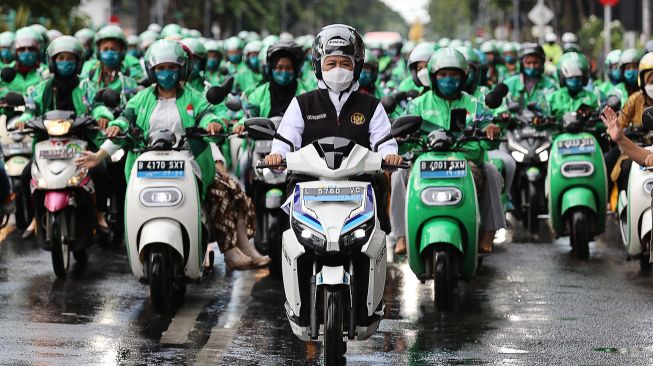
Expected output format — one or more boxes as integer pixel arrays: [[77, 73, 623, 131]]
[[266, 41, 304, 79], [312, 24, 365, 81]]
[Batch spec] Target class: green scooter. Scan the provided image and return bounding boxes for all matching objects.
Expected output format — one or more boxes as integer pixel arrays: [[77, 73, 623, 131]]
[[547, 108, 607, 260], [405, 111, 496, 308]]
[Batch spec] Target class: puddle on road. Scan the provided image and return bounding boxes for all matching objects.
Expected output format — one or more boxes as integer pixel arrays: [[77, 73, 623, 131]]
[[594, 346, 653, 354]]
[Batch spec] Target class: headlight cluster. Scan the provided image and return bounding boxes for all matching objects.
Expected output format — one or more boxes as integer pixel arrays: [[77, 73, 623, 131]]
[[44, 119, 72, 136], [421, 187, 462, 206], [560, 162, 594, 178], [292, 217, 327, 253], [139, 187, 183, 207]]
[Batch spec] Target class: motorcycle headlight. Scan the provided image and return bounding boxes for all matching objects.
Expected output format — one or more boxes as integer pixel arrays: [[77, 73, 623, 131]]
[[511, 151, 525, 163], [421, 187, 463, 206], [643, 178, 653, 195], [292, 218, 327, 253], [139, 187, 183, 207], [561, 162, 594, 178], [508, 139, 529, 154], [67, 169, 88, 187], [339, 218, 374, 250], [538, 150, 549, 162], [44, 119, 72, 136]]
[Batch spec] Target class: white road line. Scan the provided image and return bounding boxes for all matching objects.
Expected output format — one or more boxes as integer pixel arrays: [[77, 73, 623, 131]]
[[195, 270, 260, 365], [160, 293, 215, 345]]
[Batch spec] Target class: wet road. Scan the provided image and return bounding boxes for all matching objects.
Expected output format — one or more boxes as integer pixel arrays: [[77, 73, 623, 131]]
[[1, 218, 653, 365]]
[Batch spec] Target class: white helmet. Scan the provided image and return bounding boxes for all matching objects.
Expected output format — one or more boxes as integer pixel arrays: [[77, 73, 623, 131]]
[[561, 32, 577, 44], [544, 33, 557, 43]]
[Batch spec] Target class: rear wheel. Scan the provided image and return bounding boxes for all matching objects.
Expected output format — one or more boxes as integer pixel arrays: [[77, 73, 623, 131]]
[[267, 214, 282, 278], [324, 286, 345, 366], [50, 212, 70, 278], [569, 209, 590, 261], [433, 249, 454, 310], [640, 233, 652, 271]]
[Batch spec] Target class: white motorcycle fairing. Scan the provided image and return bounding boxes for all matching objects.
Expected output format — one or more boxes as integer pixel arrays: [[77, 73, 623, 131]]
[[618, 147, 653, 257], [32, 139, 88, 190]]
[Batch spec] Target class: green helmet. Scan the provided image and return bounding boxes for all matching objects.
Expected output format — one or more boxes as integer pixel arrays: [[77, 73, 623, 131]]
[[480, 40, 497, 55], [144, 39, 189, 83], [449, 39, 463, 49], [428, 47, 469, 97], [180, 37, 207, 59], [74, 28, 95, 44], [160, 24, 183, 39], [14, 27, 41, 50], [243, 40, 262, 55], [557, 51, 590, 85], [204, 40, 223, 54], [0, 31, 14, 48], [95, 25, 127, 49], [29, 24, 48, 48], [139, 30, 159, 50], [47, 30, 63, 42], [456, 46, 480, 67], [224, 36, 244, 51], [262, 35, 280, 47], [46, 35, 84, 75], [438, 38, 451, 48], [621, 48, 645, 68], [364, 50, 379, 69], [562, 42, 581, 53], [238, 31, 249, 40], [127, 35, 141, 47], [605, 49, 622, 68], [401, 41, 416, 55], [246, 32, 261, 42], [502, 42, 518, 54]]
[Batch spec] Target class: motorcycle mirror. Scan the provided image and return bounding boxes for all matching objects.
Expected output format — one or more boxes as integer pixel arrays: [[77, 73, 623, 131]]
[[225, 96, 242, 111], [450, 108, 467, 133], [1, 67, 16, 83], [642, 106, 653, 131], [220, 66, 230, 76], [221, 76, 235, 92], [101, 88, 121, 109], [405, 89, 420, 99], [4, 92, 25, 107], [606, 95, 621, 112], [507, 101, 520, 114], [381, 95, 397, 114], [206, 86, 230, 105], [244, 118, 276, 140], [390, 115, 422, 138]]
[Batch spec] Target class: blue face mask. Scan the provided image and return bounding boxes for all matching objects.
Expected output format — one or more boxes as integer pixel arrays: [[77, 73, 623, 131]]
[[624, 69, 638, 85], [523, 67, 540, 78], [437, 76, 461, 96], [155, 69, 179, 90], [55, 60, 77, 77], [248, 56, 259, 70], [0, 48, 13, 62], [272, 70, 294, 86], [609, 68, 622, 84], [100, 50, 122, 68], [228, 54, 242, 64], [358, 70, 374, 87], [17, 51, 38, 67], [126, 49, 140, 59], [206, 58, 219, 70], [504, 55, 516, 64], [565, 77, 583, 93]]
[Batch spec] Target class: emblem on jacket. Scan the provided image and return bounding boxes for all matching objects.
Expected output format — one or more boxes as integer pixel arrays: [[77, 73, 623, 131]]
[[351, 112, 365, 125]]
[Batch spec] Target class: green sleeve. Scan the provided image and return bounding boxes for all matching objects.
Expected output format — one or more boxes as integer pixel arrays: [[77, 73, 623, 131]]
[[195, 94, 224, 130], [109, 93, 140, 131]]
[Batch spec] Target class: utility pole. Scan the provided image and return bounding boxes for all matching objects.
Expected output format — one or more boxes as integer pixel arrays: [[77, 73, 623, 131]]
[[512, 0, 520, 42], [644, 0, 651, 41], [604, 4, 611, 54]]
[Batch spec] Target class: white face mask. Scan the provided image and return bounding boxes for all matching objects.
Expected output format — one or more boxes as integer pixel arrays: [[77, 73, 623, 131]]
[[646, 85, 653, 99], [417, 68, 430, 87], [322, 67, 354, 92]]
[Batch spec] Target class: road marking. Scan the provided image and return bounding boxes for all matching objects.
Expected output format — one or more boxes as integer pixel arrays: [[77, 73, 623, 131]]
[[195, 269, 261, 364], [160, 293, 215, 345]]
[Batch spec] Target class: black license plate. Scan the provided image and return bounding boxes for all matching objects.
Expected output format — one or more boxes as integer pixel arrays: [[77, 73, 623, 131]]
[[137, 160, 185, 178]]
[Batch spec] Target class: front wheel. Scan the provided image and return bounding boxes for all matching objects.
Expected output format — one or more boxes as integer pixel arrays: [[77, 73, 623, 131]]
[[527, 182, 540, 234], [13, 179, 31, 231], [324, 286, 345, 366], [569, 209, 590, 261], [50, 212, 70, 278], [434, 249, 454, 309], [149, 247, 185, 313]]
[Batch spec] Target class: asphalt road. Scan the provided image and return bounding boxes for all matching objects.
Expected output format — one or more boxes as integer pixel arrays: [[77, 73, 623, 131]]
[[1, 218, 653, 366]]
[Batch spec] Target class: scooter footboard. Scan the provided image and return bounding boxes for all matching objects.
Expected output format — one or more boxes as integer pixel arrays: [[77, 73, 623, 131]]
[[138, 219, 185, 264]]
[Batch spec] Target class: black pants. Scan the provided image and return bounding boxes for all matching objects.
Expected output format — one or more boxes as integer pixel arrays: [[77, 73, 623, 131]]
[[21, 161, 110, 217], [286, 173, 391, 234], [604, 145, 621, 192]]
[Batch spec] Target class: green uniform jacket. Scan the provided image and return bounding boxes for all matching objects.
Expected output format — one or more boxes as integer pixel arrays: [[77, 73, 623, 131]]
[[407, 90, 493, 164], [0, 69, 41, 96], [81, 55, 144, 82], [547, 87, 598, 121], [240, 81, 307, 122], [595, 80, 628, 107], [204, 70, 224, 87], [235, 66, 263, 96], [398, 76, 423, 93], [301, 61, 318, 91], [503, 74, 558, 113], [82, 65, 139, 106], [108, 85, 225, 198]]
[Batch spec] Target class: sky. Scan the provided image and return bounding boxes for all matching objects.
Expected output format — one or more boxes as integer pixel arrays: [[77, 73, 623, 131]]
[[381, 0, 430, 24]]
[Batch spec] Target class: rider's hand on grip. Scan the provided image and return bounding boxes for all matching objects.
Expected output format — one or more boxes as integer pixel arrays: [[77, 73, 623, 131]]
[[207, 122, 222, 135], [105, 126, 122, 138]]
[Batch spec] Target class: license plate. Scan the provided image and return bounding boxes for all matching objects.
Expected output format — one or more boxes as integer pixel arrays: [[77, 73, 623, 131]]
[[557, 138, 595, 155], [303, 187, 364, 201], [420, 160, 467, 178], [39, 148, 77, 160], [137, 160, 185, 178]]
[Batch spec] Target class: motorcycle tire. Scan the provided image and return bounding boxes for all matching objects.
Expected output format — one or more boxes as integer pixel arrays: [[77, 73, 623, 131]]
[[267, 214, 282, 278], [50, 212, 70, 278], [569, 209, 590, 261], [13, 180, 31, 231], [527, 181, 539, 234], [434, 249, 453, 310], [149, 248, 175, 313], [324, 286, 345, 366]]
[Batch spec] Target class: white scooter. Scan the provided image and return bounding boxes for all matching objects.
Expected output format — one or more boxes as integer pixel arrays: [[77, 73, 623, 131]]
[[249, 116, 421, 366], [618, 107, 653, 270]]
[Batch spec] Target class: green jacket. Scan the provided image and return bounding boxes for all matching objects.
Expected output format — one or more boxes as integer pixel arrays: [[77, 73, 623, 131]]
[[82, 64, 139, 106], [234, 66, 263, 96], [503, 73, 558, 114], [0, 69, 42, 96], [108, 85, 225, 198], [240, 81, 307, 122], [18, 77, 114, 150], [81, 55, 144, 82], [204, 70, 224, 87], [547, 87, 598, 121], [398, 76, 423, 93], [301, 61, 318, 91], [407, 90, 493, 164], [595, 80, 628, 107]]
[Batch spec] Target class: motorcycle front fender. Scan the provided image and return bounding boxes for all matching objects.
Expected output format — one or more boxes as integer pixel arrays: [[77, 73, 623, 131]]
[[418, 218, 464, 255], [138, 218, 185, 263], [561, 187, 597, 218], [44, 191, 69, 212], [641, 208, 652, 246]]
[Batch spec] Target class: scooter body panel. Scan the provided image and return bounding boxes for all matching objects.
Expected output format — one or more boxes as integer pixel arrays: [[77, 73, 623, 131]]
[[547, 132, 607, 235], [406, 151, 479, 277], [620, 158, 653, 256], [126, 150, 202, 280], [32, 139, 88, 190]]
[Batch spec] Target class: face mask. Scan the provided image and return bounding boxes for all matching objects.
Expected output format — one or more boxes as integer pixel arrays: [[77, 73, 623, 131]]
[[322, 67, 354, 92], [55, 60, 77, 77], [436, 76, 461, 97], [207, 58, 219, 70], [624, 69, 638, 86], [248, 56, 259, 70], [358, 70, 373, 87], [417, 68, 430, 87], [565, 77, 583, 93], [645, 85, 653, 99], [100, 50, 122, 68], [155, 69, 179, 90], [0, 48, 13, 62], [126, 49, 140, 59], [609, 68, 622, 84], [272, 70, 294, 86], [504, 55, 516, 64], [191, 61, 201, 79], [228, 54, 242, 64], [17, 51, 38, 67], [523, 67, 540, 78]]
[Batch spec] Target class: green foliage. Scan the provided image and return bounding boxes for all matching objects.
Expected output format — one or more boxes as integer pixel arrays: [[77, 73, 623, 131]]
[[0, 3, 90, 33], [428, 0, 472, 39], [578, 15, 624, 59]]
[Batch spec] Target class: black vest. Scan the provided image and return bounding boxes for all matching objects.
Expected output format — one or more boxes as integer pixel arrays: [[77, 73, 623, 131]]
[[296, 89, 379, 149]]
